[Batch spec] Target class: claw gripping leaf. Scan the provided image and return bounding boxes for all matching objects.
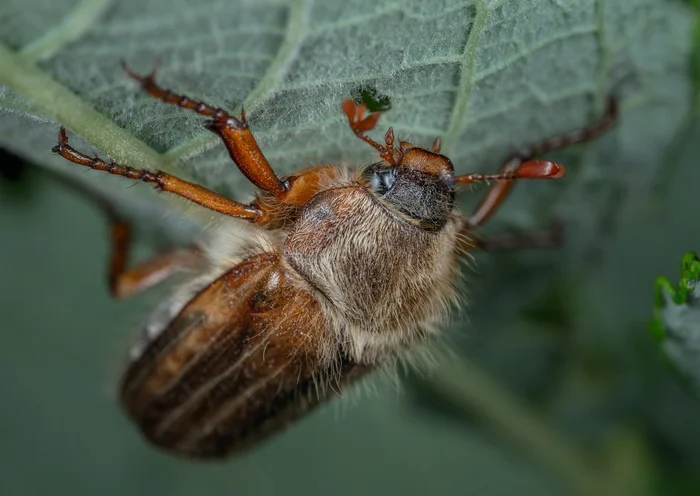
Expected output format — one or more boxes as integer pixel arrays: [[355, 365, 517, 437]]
[[651, 252, 700, 391]]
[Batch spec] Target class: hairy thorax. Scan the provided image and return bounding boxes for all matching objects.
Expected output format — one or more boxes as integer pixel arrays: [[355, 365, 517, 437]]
[[283, 185, 461, 364], [135, 172, 462, 369]]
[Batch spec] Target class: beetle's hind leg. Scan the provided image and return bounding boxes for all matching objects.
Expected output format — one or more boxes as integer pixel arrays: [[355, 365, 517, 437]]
[[41, 163, 203, 299], [471, 221, 564, 252], [462, 98, 618, 228], [108, 219, 202, 299]]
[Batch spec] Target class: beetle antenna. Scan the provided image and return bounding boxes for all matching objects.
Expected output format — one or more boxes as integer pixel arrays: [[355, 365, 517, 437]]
[[455, 159, 565, 184]]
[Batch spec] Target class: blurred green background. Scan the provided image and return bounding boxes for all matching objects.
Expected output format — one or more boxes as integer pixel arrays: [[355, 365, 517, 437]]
[[2, 0, 700, 495]]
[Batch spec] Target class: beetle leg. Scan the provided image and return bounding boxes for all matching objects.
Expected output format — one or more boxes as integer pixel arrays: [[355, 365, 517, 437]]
[[52, 128, 340, 228], [472, 221, 564, 251], [462, 98, 618, 227], [41, 164, 204, 299], [123, 63, 289, 197], [52, 127, 263, 221], [108, 220, 202, 299], [341, 99, 395, 164]]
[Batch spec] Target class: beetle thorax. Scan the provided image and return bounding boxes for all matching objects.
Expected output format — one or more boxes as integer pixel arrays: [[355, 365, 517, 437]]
[[283, 186, 461, 364]]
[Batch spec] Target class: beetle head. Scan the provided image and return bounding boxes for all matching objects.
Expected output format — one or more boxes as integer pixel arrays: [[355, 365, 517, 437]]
[[363, 143, 455, 231]]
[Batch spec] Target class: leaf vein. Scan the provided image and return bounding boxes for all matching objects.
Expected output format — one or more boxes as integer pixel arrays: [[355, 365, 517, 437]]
[[443, 0, 487, 152], [163, 0, 311, 167], [0, 43, 166, 173], [20, 0, 111, 63], [473, 24, 598, 83]]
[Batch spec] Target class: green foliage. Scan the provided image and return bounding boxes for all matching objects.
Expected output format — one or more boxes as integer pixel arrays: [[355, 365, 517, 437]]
[[353, 86, 392, 113], [651, 252, 700, 392], [651, 0, 700, 203]]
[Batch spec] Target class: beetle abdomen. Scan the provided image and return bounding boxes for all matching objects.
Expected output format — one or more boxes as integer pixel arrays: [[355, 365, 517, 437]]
[[120, 253, 356, 458]]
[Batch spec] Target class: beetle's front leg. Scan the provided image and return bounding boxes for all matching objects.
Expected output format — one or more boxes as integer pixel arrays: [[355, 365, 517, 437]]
[[123, 63, 290, 197], [52, 127, 263, 221], [341, 99, 396, 164]]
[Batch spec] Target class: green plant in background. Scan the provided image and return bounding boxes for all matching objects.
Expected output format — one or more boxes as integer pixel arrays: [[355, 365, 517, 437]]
[[2, 1, 700, 496], [651, 252, 700, 393]]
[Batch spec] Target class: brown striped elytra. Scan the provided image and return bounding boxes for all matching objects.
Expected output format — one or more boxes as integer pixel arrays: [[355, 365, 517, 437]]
[[50, 62, 617, 459]]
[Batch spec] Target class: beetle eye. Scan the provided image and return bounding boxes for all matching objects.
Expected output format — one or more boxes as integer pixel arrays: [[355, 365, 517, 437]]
[[368, 168, 396, 195]]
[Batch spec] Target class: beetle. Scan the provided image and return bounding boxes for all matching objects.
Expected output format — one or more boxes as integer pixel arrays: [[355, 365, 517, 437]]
[[51, 63, 617, 459]]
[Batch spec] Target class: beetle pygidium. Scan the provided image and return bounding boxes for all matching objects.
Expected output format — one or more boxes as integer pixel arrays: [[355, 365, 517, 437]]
[[51, 63, 617, 459]]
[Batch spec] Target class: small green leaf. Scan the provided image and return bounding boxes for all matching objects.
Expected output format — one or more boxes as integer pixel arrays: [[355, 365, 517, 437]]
[[353, 86, 392, 113], [650, 252, 700, 391]]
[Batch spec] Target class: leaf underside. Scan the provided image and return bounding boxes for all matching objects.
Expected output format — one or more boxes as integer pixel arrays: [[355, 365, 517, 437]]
[[0, 0, 692, 232], [0, 0, 694, 361]]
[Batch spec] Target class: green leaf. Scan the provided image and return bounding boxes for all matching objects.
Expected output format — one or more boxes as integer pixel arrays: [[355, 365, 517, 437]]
[[0, 0, 694, 240], [651, 252, 700, 392], [353, 86, 392, 113]]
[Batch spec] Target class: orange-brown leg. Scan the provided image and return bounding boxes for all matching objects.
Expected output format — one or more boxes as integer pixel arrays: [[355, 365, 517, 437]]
[[52, 127, 263, 222], [461, 98, 618, 228], [123, 63, 289, 197], [341, 99, 396, 164], [109, 220, 202, 299], [105, 163, 337, 297], [41, 164, 204, 298], [52, 127, 338, 227]]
